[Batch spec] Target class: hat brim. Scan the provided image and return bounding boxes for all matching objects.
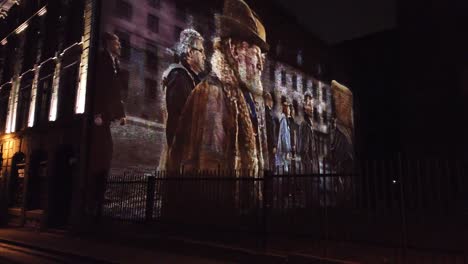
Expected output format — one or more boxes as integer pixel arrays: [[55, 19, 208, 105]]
[[218, 15, 269, 52]]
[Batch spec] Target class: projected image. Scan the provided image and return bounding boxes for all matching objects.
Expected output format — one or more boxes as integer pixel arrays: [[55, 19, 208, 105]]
[[88, 0, 355, 218]]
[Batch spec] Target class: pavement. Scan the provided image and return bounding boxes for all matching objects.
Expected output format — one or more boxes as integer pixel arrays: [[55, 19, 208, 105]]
[[0, 227, 361, 264], [0, 228, 231, 263]]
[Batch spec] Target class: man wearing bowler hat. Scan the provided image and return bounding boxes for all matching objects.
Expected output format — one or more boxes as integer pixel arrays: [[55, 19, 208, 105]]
[[167, 0, 269, 176]]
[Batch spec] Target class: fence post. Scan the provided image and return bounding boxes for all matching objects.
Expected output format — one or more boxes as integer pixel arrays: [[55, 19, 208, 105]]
[[397, 153, 408, 264], [261, 169, 271, 251], [145, 176, 156, 222]]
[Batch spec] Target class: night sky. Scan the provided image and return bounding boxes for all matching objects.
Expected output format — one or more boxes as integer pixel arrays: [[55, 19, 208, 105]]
[[273, 0, 396, 44]]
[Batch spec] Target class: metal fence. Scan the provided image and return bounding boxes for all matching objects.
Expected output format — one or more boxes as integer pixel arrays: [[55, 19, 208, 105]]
[[101, 158, 468, 263]]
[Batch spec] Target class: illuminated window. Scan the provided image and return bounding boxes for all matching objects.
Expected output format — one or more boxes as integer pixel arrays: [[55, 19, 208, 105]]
[[147, 14, 159, 33], [147, 0, 160, 8], [115, 0, 133, 21]]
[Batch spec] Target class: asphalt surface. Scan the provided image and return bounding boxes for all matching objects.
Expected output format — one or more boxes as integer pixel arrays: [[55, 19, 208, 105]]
[[0, 229, 232, 264]]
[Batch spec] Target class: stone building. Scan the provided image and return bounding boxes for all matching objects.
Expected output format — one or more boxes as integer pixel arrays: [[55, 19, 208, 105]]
[[0, 0, 95, 229]]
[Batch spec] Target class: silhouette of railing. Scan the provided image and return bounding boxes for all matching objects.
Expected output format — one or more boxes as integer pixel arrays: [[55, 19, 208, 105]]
[[101, 158, 468, 263]]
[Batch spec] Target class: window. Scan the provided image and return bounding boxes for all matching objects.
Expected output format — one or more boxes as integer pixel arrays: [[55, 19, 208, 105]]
[[145, 78, 157, 100], [281, 70, 286, 86], [37, 78, 52, 126], [16, 76, 33, 131], [313, 107, 319, 122], [322, 87, 327, 101], [303, 79, 308, 93], [147, 0, 160, 8], [145, 44, 158, 72], [115, 30, 130, 61], [147, 14, 159, 33], [0, 84, 10, 132], [312, 79, 318, 97], [115, 0, 133, 21], [292, 74, 297, 91]]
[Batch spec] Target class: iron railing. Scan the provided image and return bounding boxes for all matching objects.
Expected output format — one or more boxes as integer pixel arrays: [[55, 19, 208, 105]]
[[101, 158, 468, 263]]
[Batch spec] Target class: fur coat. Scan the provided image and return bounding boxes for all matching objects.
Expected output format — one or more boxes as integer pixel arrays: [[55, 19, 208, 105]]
[[167, 49, 266, 175]]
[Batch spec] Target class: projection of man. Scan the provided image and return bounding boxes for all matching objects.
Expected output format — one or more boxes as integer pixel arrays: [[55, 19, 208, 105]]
[[163, 29, 206, 149], [89, 33, 127, 216], [328, 80, 354, 173], [299, 92, 319, 173], [264, 92, 277, 170], [168, 0, 269, 175], [275, 100, 292, 173], [161, 29, 206, 170]]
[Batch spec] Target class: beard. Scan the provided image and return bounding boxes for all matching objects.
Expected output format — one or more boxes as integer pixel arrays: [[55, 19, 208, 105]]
[[236, 59, 263, 96]]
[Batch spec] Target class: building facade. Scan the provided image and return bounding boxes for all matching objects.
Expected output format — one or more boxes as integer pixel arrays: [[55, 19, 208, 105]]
[[0, 0, 351, 230], [100, 0, 337, 173], [0, 0, 95, 229]]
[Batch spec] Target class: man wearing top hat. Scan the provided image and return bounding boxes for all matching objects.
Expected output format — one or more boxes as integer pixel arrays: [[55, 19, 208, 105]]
[[167, 0, 269, 175]]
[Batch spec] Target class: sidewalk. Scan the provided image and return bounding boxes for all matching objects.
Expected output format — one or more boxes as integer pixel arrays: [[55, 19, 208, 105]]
[[0, 228, 230, 264], [0, 227, 361, 264]]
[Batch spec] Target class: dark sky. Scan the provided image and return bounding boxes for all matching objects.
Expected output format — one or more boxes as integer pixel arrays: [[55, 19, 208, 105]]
[[273, 0, 396, 44]]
